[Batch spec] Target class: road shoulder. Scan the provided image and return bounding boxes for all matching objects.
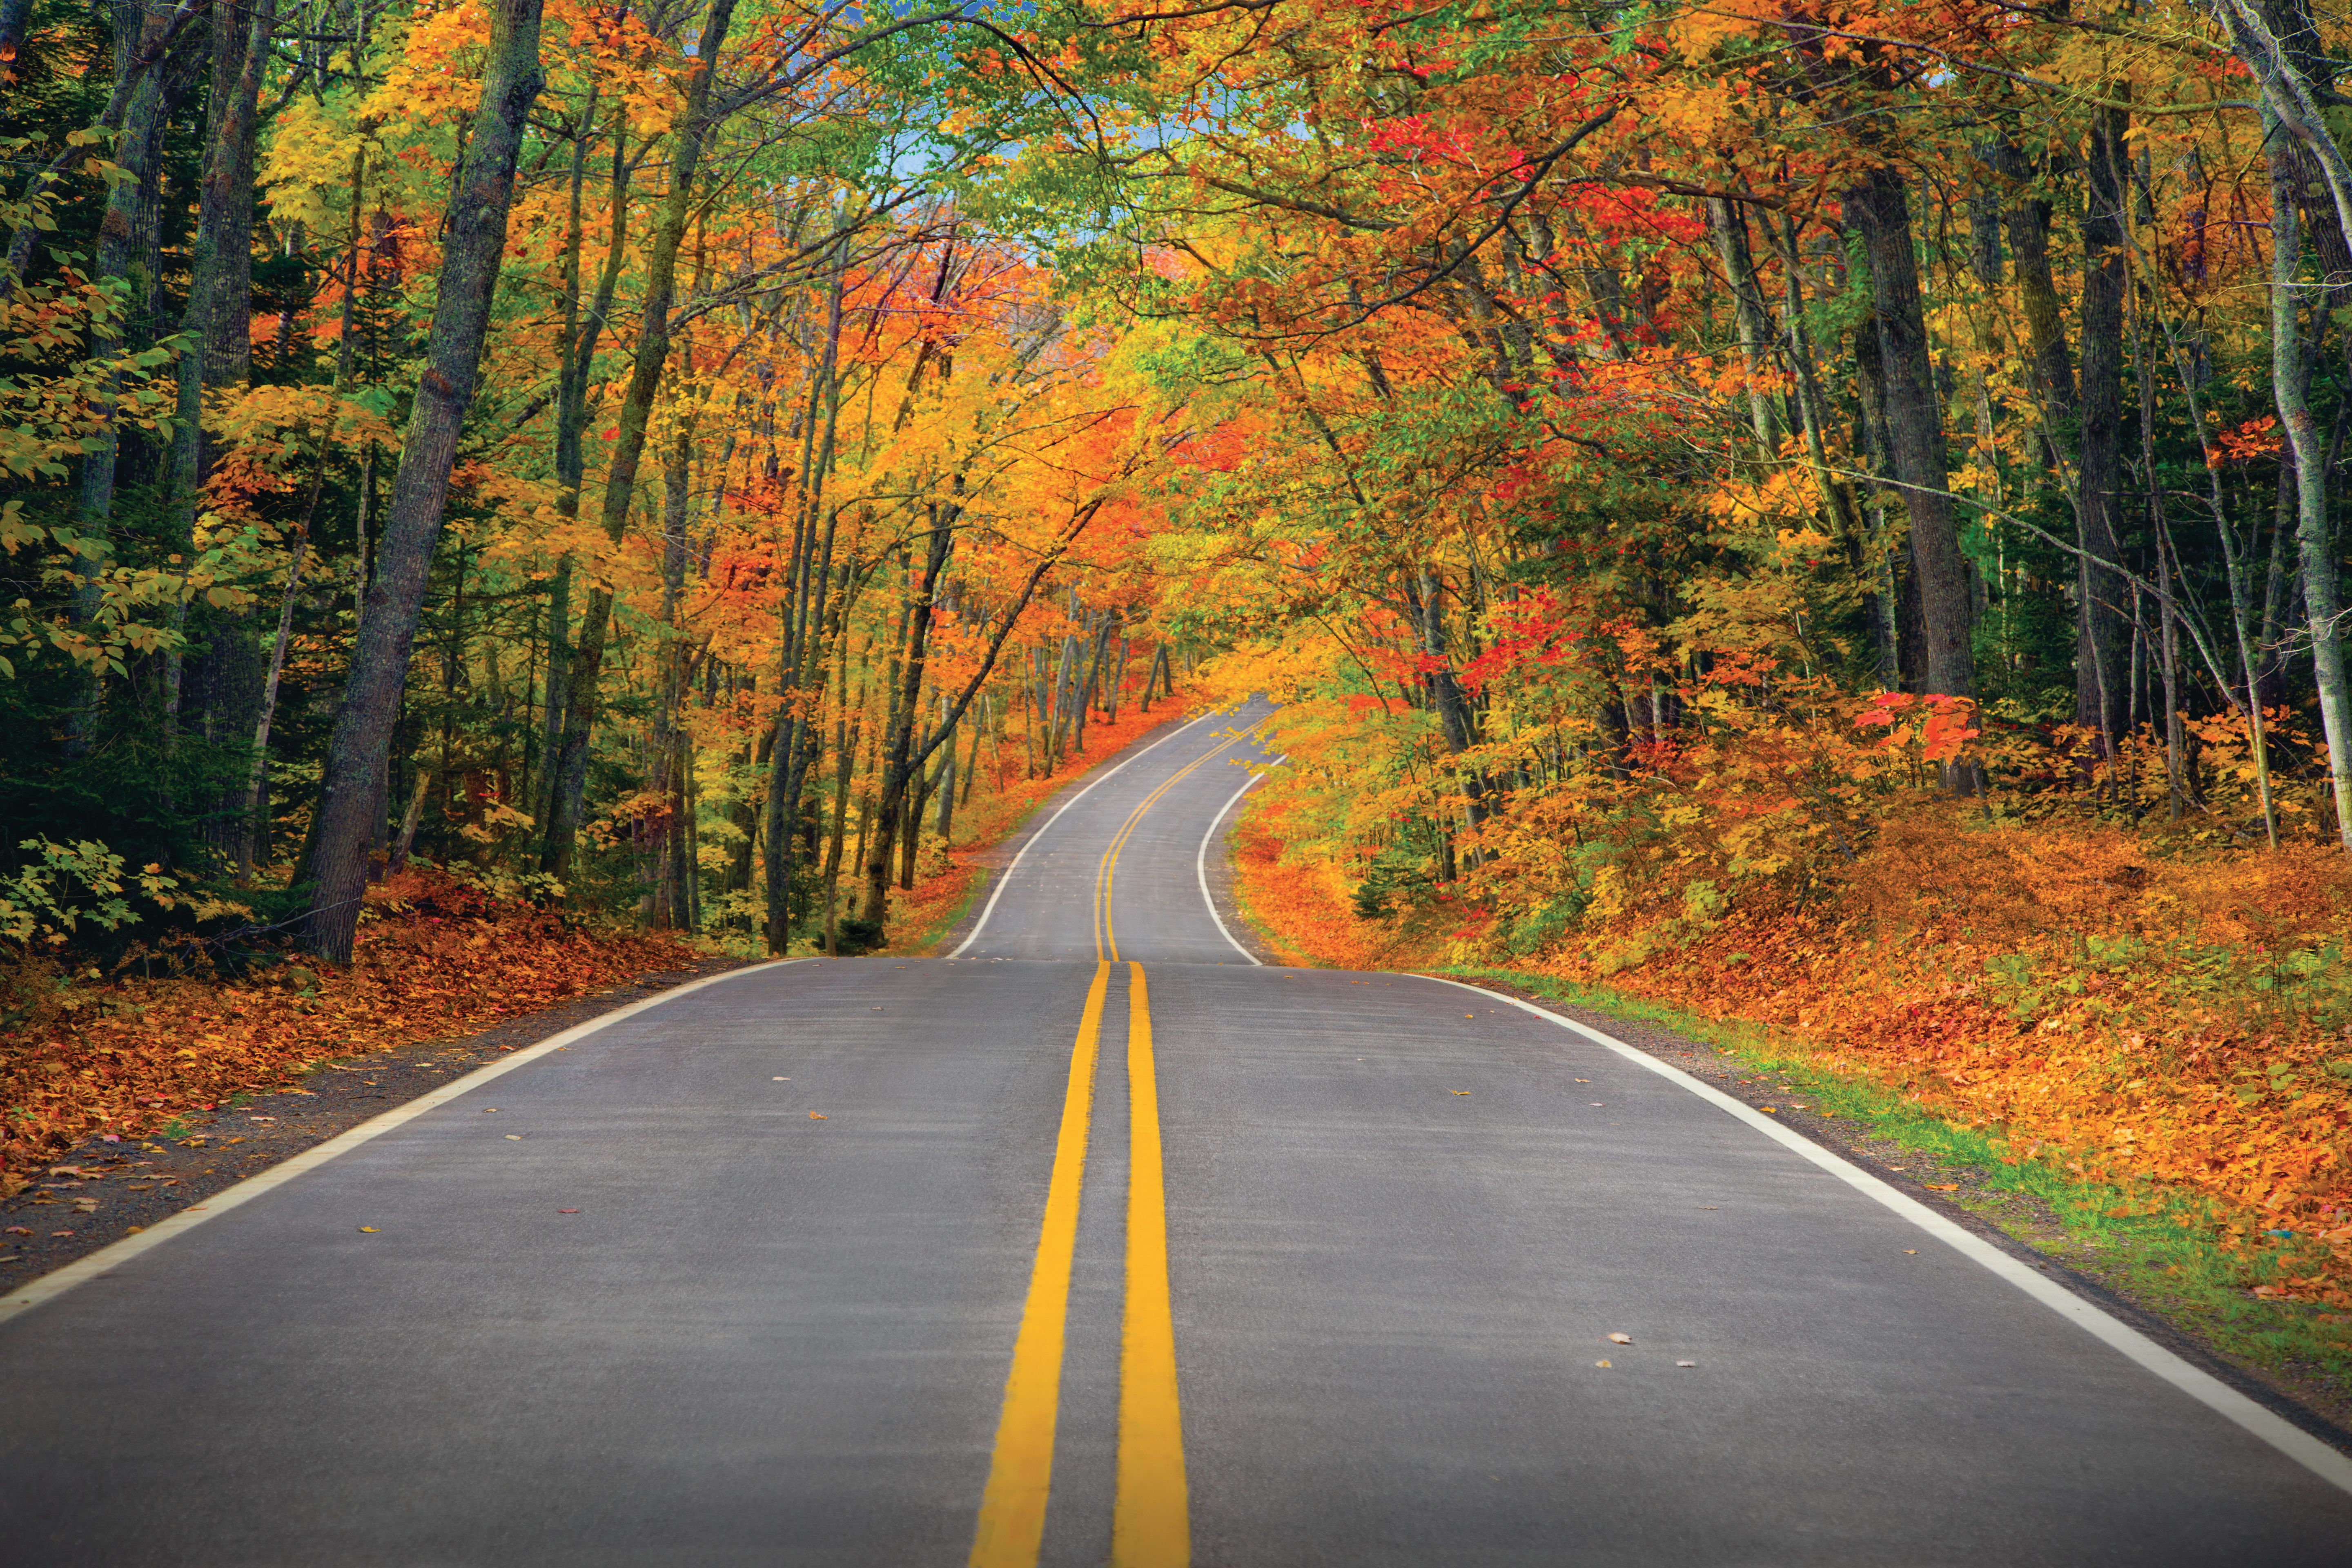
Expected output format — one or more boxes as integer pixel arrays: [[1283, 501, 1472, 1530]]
[[0, 957, 754, 1295], [1441, 967, 2352, 1459]]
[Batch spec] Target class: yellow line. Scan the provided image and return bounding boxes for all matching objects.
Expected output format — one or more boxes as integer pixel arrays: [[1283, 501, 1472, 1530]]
[[976, 728, 1232, 1564], [1114, 960, 1190, 1568], [1095, 731, 1252, 961], [968, 960, 1112, 1568]]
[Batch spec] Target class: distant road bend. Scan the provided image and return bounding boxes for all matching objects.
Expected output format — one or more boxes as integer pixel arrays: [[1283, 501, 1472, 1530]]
[[3, 700, 2350, 1566]]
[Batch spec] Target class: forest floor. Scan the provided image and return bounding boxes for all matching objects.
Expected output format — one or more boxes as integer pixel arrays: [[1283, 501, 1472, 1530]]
[[1228, 806, 2352, 1444], [0, 872, 707, 1200], [0, 956, 755, 1298]]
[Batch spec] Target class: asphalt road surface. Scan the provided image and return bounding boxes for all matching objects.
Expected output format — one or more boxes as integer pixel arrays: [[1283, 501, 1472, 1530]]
[[4, 703, 2350, 1566]]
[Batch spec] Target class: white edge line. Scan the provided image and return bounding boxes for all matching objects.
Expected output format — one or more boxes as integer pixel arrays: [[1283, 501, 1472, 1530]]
[[1198, 753, 1285, 965], [1416, 972, 2352, 1498], [946, 707, 1228, 959], [0, 957, 814, 1325]]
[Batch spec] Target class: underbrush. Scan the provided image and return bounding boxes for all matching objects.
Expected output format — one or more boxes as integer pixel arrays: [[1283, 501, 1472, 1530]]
[[0, 869, 695, 1194], [1232, 810, 1448, 971], [1540, 807, 2352, 1310]]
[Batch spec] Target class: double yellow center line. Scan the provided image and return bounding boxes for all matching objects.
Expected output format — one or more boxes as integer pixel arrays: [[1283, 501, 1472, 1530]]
[[969, 960, 1190, 1568], [1093, 736, 1243, 962], [972, 735, 1246, 1568]]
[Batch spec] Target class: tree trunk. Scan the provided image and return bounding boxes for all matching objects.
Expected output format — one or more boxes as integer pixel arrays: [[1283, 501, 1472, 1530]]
[[858, 499, 1112, 926], [303, 0, 546, 962], [237, 528, 306, 874], [2133, 281, 2188, 818], [0, 0, 33, 84], [64, 3, 198, 751], [2075, 105, 2132, 748], [2001, 141, 2080, 450], [653, 427, 694, 927], [2267, 118, 2352, 847], [536, 100, 629, 840], [163, 0, 276, 721], [1844, 166, 1978, 745], [389, 767, 434, 874], [1411, 568, 1489, 833], [862, 517, 954, 924], [1107, 635, 1129, 722], [543, 0, 738, 878], [1704, 196, 1782, 457]]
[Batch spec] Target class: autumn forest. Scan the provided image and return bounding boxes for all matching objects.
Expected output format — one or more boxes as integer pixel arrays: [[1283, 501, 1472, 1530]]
[[8, 0, 2352, 1316]]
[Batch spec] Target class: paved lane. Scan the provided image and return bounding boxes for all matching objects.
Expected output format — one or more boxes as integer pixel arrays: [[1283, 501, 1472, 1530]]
[[1149, 964, 2352, 1565], [0, 959, 1105, 1564], [950, 700, 1279, 966], [2, 702, 2348, 1566]]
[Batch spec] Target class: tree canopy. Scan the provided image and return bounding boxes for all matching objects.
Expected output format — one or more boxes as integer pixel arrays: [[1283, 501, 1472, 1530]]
[[4, 0, 2350, 965]]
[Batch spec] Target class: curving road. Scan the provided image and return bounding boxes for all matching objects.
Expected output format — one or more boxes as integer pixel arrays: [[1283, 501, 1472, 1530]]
[[2, 704, 2349, 1566]]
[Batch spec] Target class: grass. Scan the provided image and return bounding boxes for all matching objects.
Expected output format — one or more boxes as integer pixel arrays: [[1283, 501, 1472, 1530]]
[[1437, 962, 2352, 1400]]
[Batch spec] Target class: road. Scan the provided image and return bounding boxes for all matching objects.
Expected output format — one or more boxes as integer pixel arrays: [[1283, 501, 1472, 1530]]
[[3, 703, 2349, 1565]]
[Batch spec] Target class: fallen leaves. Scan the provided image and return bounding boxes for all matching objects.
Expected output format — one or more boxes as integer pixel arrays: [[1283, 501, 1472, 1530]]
[[1606, 1332, 1632, 1344], [1, 869, 699, 1195], [1544, 831, 2352, 1309], [808, 1112, 827, 1120]]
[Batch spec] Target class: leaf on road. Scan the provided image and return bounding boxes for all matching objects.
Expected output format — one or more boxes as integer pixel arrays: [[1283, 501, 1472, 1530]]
[[1676, 1360, 1696, 1368], [1450, 1090, 1470, 1096], [1593, 1359, 1612, 1368], [1904, 1249, 1918, 1254], [558, 1209, 580, 1214], [808, 1112, 827, 1120], [505, 1134, 522, 1141], [357, 1226, 378, 1233], [1607, 1332, 1632, 1344]]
